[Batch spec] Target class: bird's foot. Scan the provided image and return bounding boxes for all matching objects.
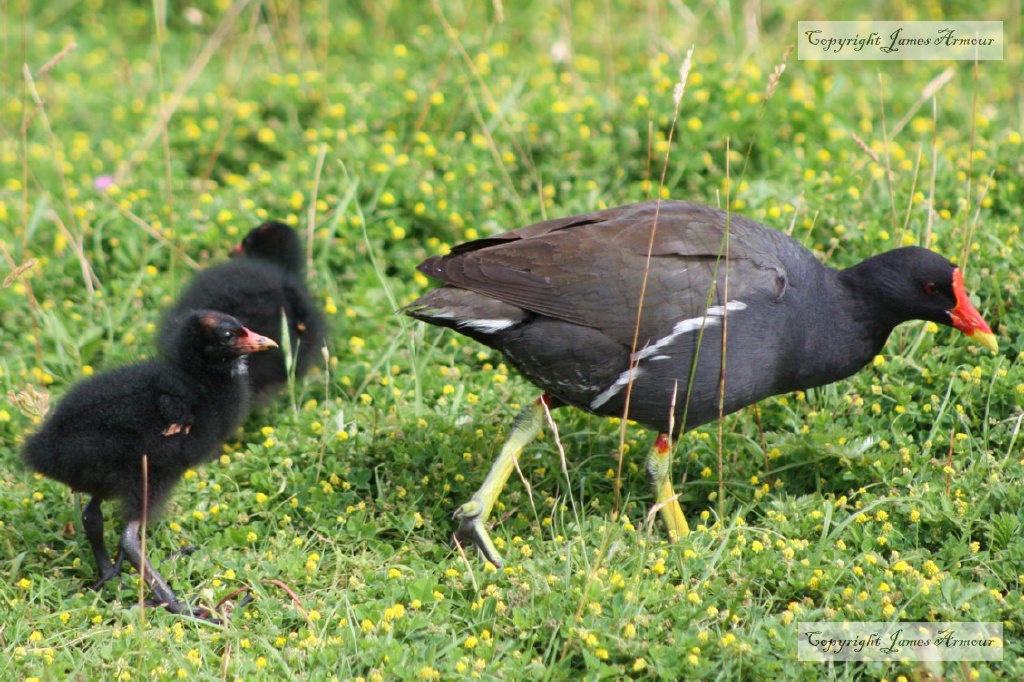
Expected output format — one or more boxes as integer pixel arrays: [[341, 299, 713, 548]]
[[453, 500, 505, 569], [168, 545, 199, 559], [90, 552, 125, 591], [91, 573, 117, 592], [181, 604, 222, 624], [144, 598, 222, 624]]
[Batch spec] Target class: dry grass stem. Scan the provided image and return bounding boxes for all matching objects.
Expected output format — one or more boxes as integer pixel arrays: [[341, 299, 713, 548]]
[[672, 46, 695, 108], [764, 45, 793, 102], [849, 130, 882, 166], [9, 385, 51, 420], [36, 42, 77, 79], [114, 0, 251, 184], [3, 258, 37, 289], [890, 67, 955, 139]]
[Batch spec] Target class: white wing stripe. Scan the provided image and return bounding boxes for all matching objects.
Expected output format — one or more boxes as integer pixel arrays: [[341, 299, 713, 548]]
[[631, 300, 746, 363], [458, 318, 517, 333], [591, 300, 745, 410], [590, 367, 645, 409], [419, 310, 518, 334]]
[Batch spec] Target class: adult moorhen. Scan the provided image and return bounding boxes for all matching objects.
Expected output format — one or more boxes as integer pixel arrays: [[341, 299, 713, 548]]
[[405, 200, 997, 567], [23, 310, 277, 618], [160, 222, 326, 404]]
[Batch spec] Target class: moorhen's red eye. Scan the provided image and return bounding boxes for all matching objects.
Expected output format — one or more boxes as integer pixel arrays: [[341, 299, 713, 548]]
[[923, 282, 937, 295]]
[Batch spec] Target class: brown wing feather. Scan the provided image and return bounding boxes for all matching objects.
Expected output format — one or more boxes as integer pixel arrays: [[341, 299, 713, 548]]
[[418, 201, 796, 344]]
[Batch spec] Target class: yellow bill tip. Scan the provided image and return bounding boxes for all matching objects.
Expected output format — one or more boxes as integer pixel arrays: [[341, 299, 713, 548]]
[[971, 330, 998, 353]]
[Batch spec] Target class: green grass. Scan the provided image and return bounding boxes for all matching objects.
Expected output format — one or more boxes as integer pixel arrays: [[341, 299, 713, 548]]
[[2, 0, 1023, 679]]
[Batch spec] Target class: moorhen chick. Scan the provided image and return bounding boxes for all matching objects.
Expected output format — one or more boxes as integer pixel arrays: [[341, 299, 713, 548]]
[[160, 221, 326, 404], [405, 200, 997, 567], [23, 310, 277, 617]]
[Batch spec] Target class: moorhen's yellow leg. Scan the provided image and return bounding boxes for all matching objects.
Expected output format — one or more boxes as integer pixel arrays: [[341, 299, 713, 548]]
[[645, 433, 690, 541], [454, 396, 548, 568]]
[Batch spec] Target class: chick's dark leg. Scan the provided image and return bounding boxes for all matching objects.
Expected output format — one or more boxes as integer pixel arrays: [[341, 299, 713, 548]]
[[82, 497, 122, 589], [119, 520, 215, 620], [454, 396, 550, 568]]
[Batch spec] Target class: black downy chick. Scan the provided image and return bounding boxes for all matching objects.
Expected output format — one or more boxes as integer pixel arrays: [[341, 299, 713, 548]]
[[160, 222, 327, 405], [23, 311, 277, 618]]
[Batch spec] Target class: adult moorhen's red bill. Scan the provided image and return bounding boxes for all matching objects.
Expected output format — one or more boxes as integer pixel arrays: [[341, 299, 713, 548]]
[[405, 200, 997, 567], [23, 311, 277, 619], [160, 222, 326, 405]]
